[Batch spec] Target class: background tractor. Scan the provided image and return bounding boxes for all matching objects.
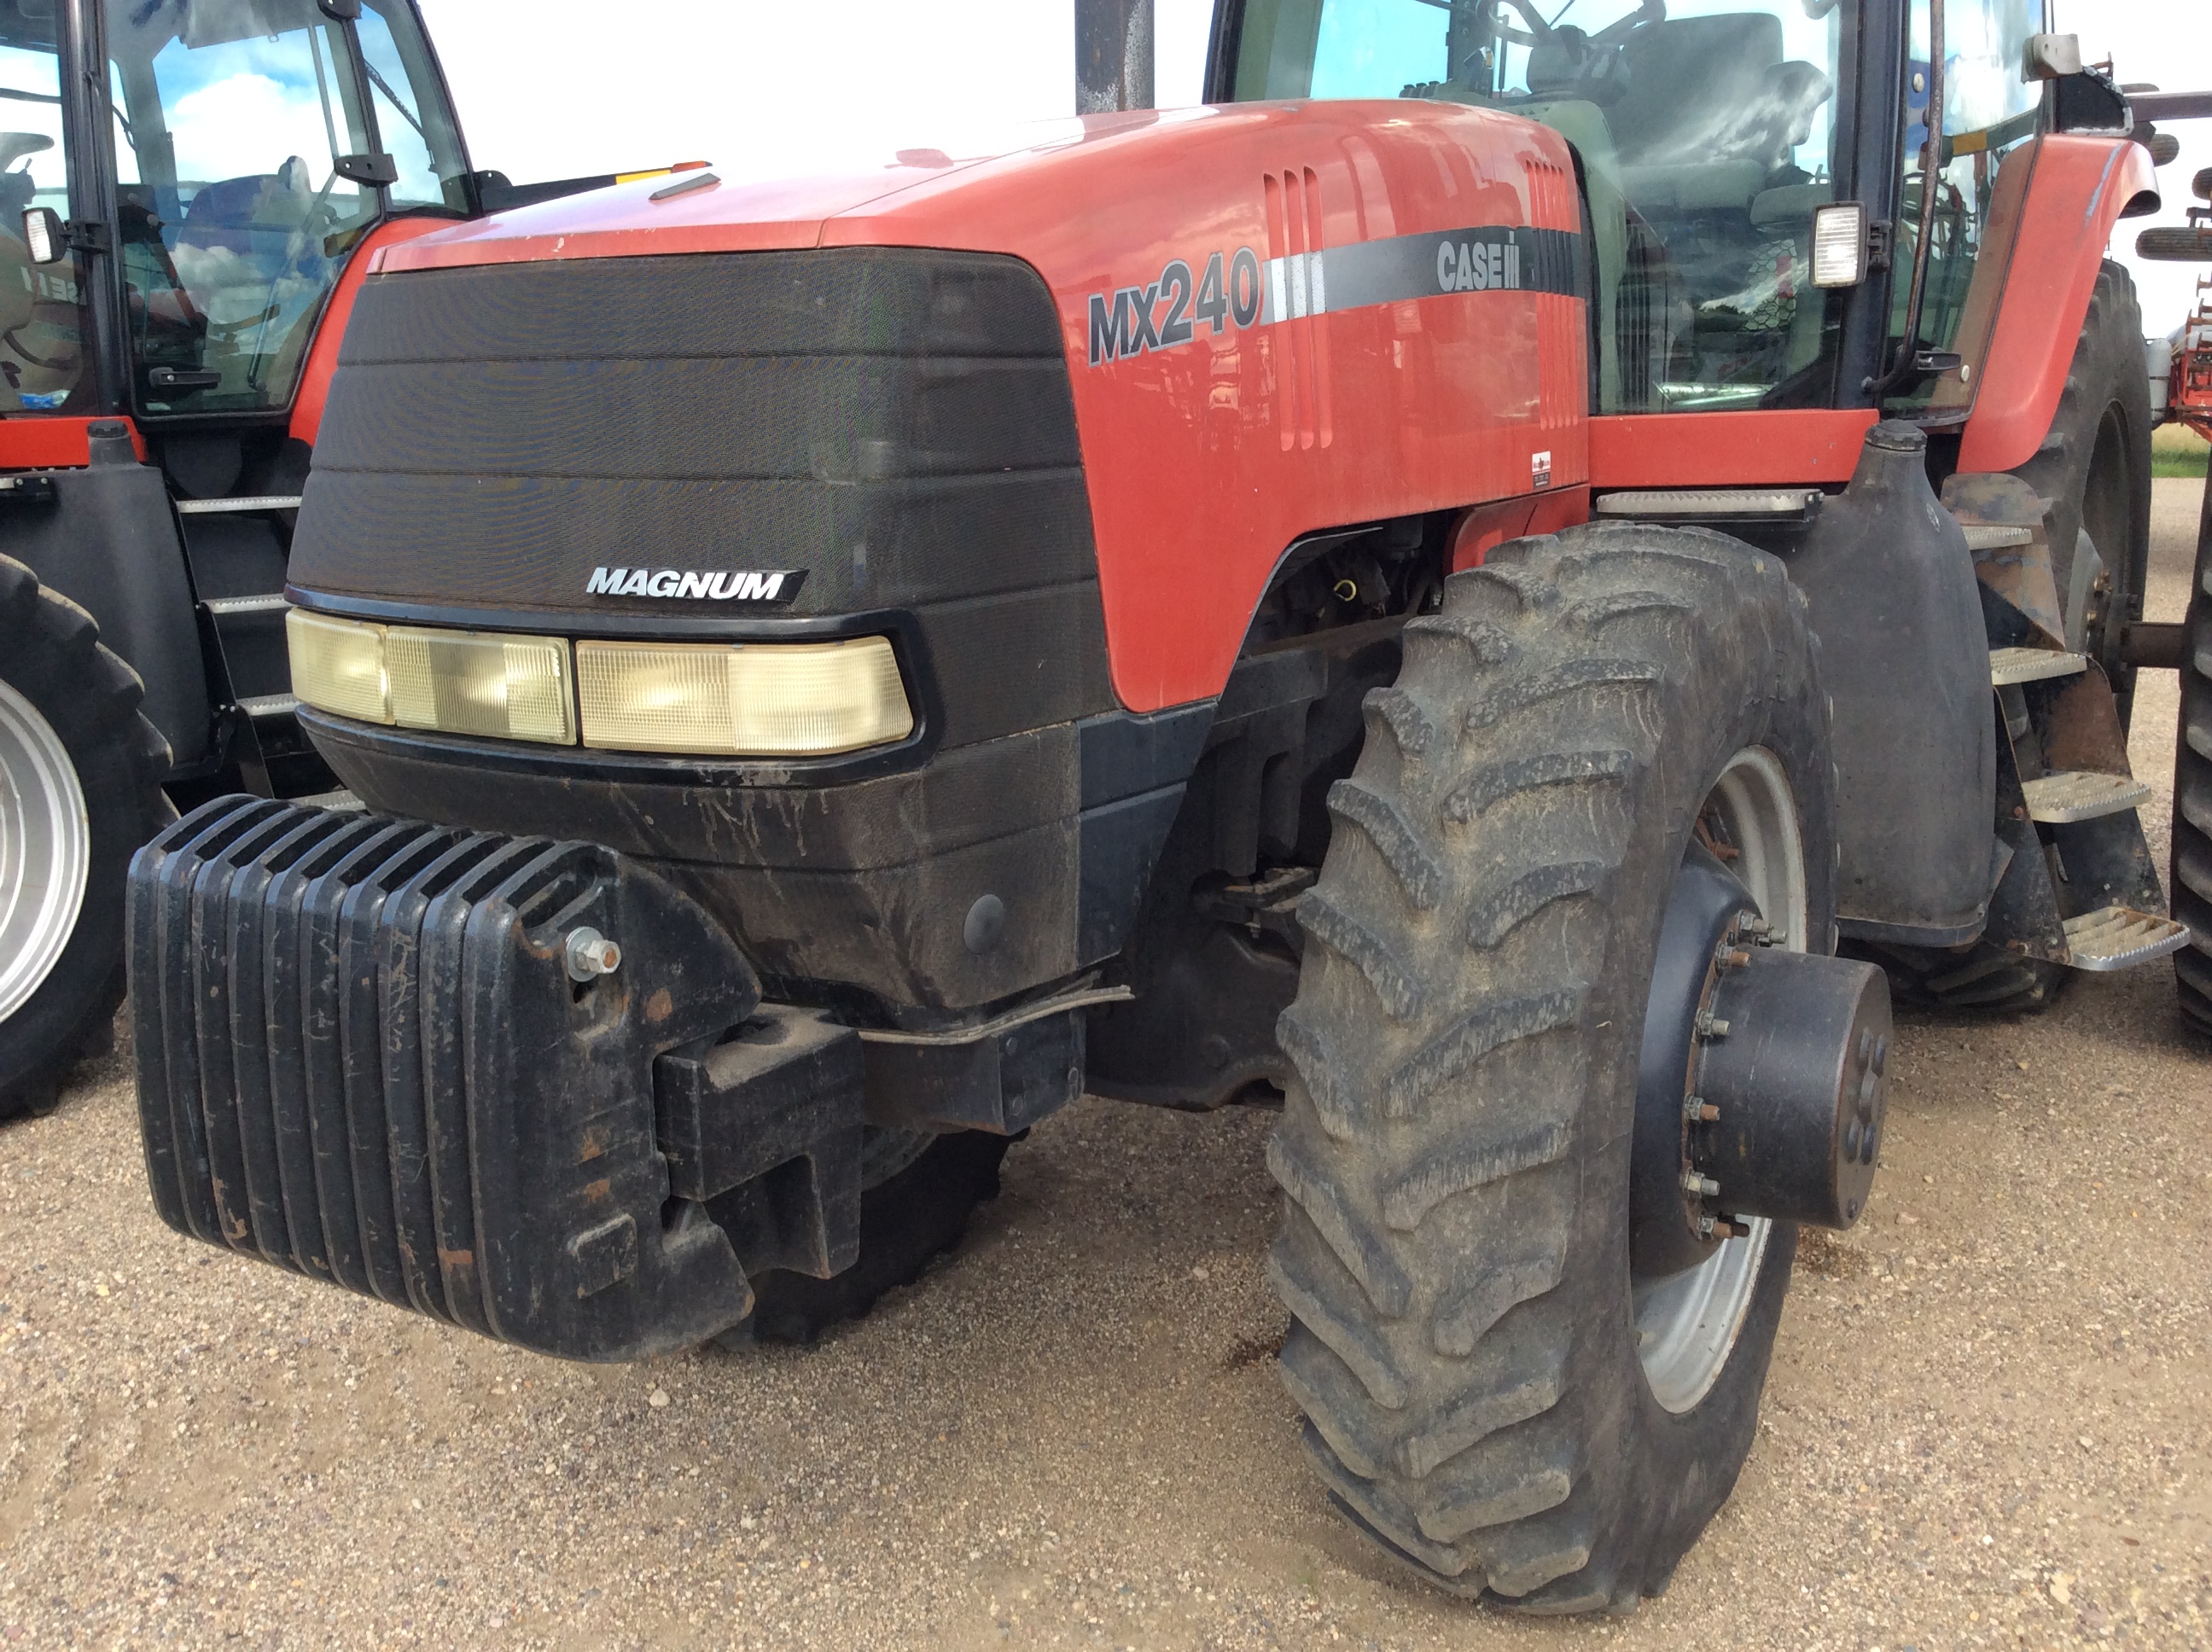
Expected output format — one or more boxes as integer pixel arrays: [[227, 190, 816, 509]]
[[0, 0, 699, 1119], [112, 0, 2208, 1616]]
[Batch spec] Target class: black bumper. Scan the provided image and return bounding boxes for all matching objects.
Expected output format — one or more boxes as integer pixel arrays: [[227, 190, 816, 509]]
[[126, 795, 871, 1361]]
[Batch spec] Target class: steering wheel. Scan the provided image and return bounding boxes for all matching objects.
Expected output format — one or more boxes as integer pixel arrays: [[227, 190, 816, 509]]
[[1481, 0, 1662, 48]]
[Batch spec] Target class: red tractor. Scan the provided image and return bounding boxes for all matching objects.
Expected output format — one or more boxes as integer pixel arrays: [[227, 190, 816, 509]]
[[0, 0, 699, 1119], [121, 0, 2202, 1614]]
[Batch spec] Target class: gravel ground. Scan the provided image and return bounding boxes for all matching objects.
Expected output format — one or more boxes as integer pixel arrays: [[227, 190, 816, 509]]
[[3, 483, 2209, 1651]]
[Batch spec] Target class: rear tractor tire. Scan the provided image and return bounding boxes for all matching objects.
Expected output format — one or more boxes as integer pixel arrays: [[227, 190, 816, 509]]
[[1267, 523, 1874, 1611], [2175, 480, 2212, 1037], [0, 556, 172, 1121]]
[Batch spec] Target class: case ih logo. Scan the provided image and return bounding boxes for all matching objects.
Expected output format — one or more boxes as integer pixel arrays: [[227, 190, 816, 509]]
[[585, 567, 806, 603]]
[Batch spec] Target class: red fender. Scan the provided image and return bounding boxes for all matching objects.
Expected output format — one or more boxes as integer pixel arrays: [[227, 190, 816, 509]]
[[1956, 134, 2159, 474]]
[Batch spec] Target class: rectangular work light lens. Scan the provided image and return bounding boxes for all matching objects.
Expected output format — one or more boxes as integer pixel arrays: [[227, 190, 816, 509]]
[[287, 608, 390, 724], [1810, 201, 1869, 288], [385, 626, 575, 744], [575, 636, 914, 756]]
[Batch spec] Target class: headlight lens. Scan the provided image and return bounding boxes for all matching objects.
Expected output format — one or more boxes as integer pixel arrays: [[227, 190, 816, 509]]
[[385, 626, 574, 744], [286, 608, 390, 724], [576, 636, 913, 756], [289, 613, 911, 758], [288, 610, 576, 745]]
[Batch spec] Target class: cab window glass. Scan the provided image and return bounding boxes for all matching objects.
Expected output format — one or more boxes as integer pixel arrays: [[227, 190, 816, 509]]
[[107, 0, 378, 414], [1889, 0, 2042, 416], [1231, 0, 1850, 415], [355, 1, 470, 213], [0, 10, 90, 415]]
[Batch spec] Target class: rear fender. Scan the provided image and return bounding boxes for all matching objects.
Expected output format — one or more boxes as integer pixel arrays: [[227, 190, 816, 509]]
[[1956, 136, 2158, 475]]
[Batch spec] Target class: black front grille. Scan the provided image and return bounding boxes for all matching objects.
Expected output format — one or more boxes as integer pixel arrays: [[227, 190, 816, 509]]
[[288, 248, 1112, 749], [128, 795, 763, 1360]]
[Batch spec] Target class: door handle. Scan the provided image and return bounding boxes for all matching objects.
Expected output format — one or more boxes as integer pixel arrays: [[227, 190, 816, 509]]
[[148, 365, 221, 391]]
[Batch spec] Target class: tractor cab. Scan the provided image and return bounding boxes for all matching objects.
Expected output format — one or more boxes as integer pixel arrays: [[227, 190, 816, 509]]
[[0, 0, 470, 426], [1225, 0, 2052, 420]]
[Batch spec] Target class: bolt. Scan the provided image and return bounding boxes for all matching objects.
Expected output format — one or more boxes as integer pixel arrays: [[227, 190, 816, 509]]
[[1682, 1095, 1720, 1124], [1681, 1171, 1720, 1199], [1696, 1213, 1716, 1240], [564, 927, 621, 983], [1695, 1010, 1731, 1041]]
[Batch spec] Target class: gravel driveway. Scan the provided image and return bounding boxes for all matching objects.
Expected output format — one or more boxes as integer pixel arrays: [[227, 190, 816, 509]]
[[3, 484, 2207, 1651]]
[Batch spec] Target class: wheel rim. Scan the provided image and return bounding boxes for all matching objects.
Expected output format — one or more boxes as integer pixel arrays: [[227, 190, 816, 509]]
[[0, 678, 91, 1026], [1633, 746, 1806, 1414]]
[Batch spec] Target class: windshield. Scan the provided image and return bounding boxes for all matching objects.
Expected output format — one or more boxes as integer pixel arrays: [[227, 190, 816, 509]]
[[0, 3, 90, 416], [1231, 0, 1850, 413], [106, 0, 467, 416]]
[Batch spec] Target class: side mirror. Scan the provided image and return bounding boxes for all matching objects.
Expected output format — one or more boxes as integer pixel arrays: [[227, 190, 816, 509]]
[[2023, 33, 2082, 82], [20, 206, 63, 265], [1810, 201, 1869, 288]]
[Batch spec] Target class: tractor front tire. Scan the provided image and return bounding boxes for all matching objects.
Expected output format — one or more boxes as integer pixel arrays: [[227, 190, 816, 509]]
[[0, 557, 172, 1121], [1268, 523, 1833, 1611]]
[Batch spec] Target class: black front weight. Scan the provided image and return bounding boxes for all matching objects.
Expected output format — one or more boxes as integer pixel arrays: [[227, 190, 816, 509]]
[[127, 795, 866, 1362]]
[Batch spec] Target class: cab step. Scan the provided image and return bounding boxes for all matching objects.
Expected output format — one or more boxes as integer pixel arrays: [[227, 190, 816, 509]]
[[1989, 646, 2087, 686], [2020, 771, 2153, 823], [2062, 905, 2195, 972]]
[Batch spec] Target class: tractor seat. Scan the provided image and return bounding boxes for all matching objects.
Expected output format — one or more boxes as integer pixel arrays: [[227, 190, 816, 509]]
[[172, 158, 314, 257]]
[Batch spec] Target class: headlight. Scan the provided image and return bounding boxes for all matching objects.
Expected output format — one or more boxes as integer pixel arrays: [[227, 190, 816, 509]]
[[286, 608, 391, 724], [288, 610, 576, 745], [575, 636, 913, 757]]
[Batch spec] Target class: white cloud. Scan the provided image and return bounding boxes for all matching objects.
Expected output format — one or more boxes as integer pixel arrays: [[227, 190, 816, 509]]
[[162, 72, 338, 186]]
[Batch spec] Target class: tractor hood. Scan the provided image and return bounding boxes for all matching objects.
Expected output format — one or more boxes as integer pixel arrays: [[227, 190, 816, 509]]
[[304, 97, 1589, 716], [374, 109, 1178, 271]]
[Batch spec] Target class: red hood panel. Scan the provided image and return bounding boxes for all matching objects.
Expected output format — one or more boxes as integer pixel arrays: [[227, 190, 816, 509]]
[[375, 115, 1116, 273]]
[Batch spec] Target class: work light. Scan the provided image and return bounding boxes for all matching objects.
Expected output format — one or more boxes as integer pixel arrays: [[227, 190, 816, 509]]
[[1810, 202, 1869, 288]]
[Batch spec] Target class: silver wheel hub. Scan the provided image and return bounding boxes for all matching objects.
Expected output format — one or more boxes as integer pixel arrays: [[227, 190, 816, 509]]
[[0, 678, 91, 1026]]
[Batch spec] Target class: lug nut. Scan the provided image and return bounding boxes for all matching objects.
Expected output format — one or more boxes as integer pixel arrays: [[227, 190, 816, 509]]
[[564, 927, 622, 983], [1682, 1170, 1721, 1199], [1682, 1095, 1720, 1124], [1695, 1010, 1731, 1040]]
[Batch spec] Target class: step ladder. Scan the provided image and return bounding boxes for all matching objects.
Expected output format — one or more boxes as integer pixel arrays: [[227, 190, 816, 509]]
[[1983, 644, 2192, 977]]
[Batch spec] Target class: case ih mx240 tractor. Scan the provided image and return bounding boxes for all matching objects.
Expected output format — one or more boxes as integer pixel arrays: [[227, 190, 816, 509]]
[[122, 0, 2202, 1614], [0, 0, 699, 1119]]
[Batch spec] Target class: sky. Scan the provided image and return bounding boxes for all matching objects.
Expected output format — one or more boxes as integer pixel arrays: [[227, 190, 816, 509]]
[[419, 0, 2212, 337]]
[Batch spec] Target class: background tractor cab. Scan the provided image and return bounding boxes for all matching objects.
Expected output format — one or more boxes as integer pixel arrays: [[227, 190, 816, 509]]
[[0, 0, 696, 1114]]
